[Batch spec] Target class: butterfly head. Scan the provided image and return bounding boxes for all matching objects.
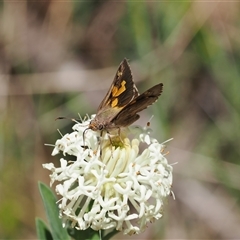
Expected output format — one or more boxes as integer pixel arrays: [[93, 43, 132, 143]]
[[88, 118, 104, 131]]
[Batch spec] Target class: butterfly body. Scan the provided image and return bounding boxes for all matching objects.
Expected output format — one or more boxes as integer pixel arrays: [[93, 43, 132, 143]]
[[88, 59, 163, 133]]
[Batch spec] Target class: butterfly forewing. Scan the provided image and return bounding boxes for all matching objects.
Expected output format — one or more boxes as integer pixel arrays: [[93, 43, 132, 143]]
[[97, 58, 139, 116]]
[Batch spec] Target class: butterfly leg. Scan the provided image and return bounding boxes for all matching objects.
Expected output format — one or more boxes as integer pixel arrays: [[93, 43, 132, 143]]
[[117, 127, 125, 144], [98, 130, 104, 157], [106, 131, 116, 159]]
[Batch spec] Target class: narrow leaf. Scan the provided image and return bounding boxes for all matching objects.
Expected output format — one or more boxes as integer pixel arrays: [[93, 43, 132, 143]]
[[38, 182, 70, 240], [35, 218, 53, 240]]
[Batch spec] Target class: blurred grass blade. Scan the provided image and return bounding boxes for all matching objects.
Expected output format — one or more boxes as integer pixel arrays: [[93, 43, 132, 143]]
[[38, 182, 70, 240], [35, 218, 53, 240]]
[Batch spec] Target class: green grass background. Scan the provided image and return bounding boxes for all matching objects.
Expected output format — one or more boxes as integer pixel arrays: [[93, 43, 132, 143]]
[[0, 1, 240, 239]]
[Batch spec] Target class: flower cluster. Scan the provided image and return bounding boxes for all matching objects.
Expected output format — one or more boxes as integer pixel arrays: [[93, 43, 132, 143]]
[[43, 115, 173, 235]]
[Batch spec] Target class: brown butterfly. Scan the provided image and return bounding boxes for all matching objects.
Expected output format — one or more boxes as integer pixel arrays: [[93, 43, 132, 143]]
[[88, 58, 163, 133]]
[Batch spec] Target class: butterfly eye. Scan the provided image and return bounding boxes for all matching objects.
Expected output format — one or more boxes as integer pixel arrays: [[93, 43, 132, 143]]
[[98, 124, 104, 130]]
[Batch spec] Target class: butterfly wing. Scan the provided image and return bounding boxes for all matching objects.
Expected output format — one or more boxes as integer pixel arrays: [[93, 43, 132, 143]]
[[112, 83, 163, 127], [95, 58, 139, 122]]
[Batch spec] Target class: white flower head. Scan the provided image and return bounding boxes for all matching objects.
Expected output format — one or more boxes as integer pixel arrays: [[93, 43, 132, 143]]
[[43, 115, 173, 235]]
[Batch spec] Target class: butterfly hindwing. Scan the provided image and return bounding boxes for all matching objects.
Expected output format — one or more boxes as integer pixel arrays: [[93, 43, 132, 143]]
[[112, 83, 163, 127]]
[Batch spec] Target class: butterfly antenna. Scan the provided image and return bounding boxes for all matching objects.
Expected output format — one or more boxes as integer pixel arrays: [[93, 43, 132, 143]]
[[55, 116, 80, 123]]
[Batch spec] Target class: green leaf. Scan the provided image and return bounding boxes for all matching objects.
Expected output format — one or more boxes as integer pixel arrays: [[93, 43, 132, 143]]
[[38, 182, 70, 240], [35, 218, 53, 240], [68, 227, 100, 240], [102, 229, 119, 240]]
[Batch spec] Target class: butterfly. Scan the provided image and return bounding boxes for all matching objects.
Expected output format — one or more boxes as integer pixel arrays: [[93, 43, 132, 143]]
[[88, 58, 163, 133]]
